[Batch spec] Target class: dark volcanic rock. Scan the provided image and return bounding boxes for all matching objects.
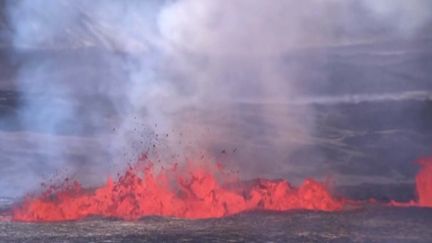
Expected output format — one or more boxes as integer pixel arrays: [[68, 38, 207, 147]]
[[1, 207, 432, 242]]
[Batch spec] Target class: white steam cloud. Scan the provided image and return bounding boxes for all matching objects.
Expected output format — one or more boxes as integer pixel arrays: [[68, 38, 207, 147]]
[[1, 0, 430, 197]]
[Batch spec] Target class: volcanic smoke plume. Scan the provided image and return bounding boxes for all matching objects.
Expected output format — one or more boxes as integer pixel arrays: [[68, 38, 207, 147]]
[[3, 0, 431, 198]]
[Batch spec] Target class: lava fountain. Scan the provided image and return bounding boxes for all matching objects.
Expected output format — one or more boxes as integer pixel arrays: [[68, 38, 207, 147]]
[[12, 155, 344, 222], [11, 153, 432, 222], [416, 157, 432, 207]]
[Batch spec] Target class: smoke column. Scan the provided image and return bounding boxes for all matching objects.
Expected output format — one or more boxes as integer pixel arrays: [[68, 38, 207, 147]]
[[2, 0, 431, 198]]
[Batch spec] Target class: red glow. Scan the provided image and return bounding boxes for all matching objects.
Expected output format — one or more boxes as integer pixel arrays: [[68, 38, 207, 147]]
[[389, 157, 432, 207], [416, 158, 432, 207], [12, 156, 344, 222]]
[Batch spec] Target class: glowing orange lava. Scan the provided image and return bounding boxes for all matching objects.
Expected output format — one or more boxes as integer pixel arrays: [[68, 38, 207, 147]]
[[416, 157, 432, 207], [12, 156, 344, 222], [388, 157, 432, 208]]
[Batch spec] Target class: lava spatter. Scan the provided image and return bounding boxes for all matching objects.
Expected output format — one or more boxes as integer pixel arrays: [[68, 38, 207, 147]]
[[12, 156, 344, 222], [416, 157, 432, 207]]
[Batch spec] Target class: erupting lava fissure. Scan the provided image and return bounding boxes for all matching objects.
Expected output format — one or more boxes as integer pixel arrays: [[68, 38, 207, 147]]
[[12, 155, 344, 222], [416, 158, 432, 207], [10, 155, 432, 222]]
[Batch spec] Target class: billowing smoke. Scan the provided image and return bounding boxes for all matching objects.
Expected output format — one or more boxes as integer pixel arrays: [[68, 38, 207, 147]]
[[363, 0, 431, 33], [1, 0, 431, 198]]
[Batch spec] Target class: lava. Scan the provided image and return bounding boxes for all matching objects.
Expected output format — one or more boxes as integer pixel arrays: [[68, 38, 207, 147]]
[[416, 157, 432, 207], [12, 153, 432, 222], [12, 156, 344, 222], [387, 157, 432, 208]]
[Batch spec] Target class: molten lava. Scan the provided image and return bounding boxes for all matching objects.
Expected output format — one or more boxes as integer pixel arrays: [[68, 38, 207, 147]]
[[416, 158, 432, 207], [388, 157, 432, 207], [12, 156, 344, 222]]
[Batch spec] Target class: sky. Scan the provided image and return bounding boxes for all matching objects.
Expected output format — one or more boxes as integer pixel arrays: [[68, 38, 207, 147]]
[[0, 0, 432, 199]]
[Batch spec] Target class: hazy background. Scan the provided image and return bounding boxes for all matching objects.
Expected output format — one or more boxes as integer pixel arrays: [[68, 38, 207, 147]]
[[0, 0, 431, 201]]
